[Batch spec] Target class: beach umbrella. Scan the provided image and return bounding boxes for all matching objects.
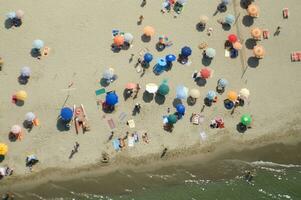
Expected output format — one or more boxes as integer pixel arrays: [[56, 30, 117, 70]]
[[16, 9, 24, 19], [25, 112, 36, 122], [222, 0, 231, 5], [205, 48, 216, 58], [206, 90, 216, 100], [218, 79, 228, 88], [16, 90, 27, 101], [0, 143, 8, 155], [247, 4, 259, 17], [176, 85, 188, 99], [225, 14, 235, 25], [253, 45, 265, 58], [158, 83, 169, 96], [157, 58, 167, 67], [241, 114, 252, 126], [125, 83, 137, 90], [32, 39, 44, 49], [181, 46, 192, 57], [233, 41, 242, 50], [124, 33, 134, 43], [176, 104, 186, 115], [60, 107, 73, 121], [6, 12, 16, 19], [103, 68, 114, 80], [199, 15, 209, 24], [105, 92, 119, 106], [11, 125, 22, 134], [167, 114, 177, 124], [146, 83, 158, 93], [143, 26, 155, 37], [165, 54, 176, 62], [200, 68, 211, 79], [189, 88, 201, 99], [251, 28, 262, 39], [239, 88, 250, 99], [224, 99, 234, 110], [144, 53, 153, 63], [227, 91, 238, 101], [20, 66, 31, 77], [113, 35, 124, 46], [228, 34, 237, 43], [177, 0, 187, 5]]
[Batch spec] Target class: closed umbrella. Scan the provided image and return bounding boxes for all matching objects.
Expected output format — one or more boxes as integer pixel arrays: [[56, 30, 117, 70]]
[[105, 92, 119, 106], [25, 112, 36, 122], [181, 46, 192, 57], [143, 26, 155, 36], [103, 68, 114, 80], [157, 58, 167, 67], [253, 45, 265, 58], [125, 83, 137, 90], [233, 42, 242, 50], [113, 35, 124, 46], [16, 9, 24, 19], [146, 83, 158, 93], [206, 90, 216, 100], [205, 48, 216, 58], [241, 114, 252, 126], [16, 90, 27, 101], [167, 114, 177, 124], [200, 68, 211, 79], [33, 39, 44, 49], [227, 91, 238, 101], [144, 53, 153, 63], [0, 143, 8, 155], [165, 54, 176, 62], [124, 33, 134, 43], [218, 79, 228, 88], [189, 88, 201, 99], [20, 66, 31, 77], [176, 104, 185, 114], [6, 12, 16, 19], [247, 4, 259, 17], [11, 125, 22, 134], [228, 34, 237, 43], [176, 85, 188, 99], [225, 14, 235, 25], [199, 15, 209, 24], [239, 88, 250, 99], [251, 28, 262, 40], [158, 83, 169, 96], [60, 107, 73, 121]]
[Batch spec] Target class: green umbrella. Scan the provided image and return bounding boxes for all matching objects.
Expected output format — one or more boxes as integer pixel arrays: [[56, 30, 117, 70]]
[[167, 114, 177, 124], [158, 83, 169, 96], [241, 114, 252, 126]]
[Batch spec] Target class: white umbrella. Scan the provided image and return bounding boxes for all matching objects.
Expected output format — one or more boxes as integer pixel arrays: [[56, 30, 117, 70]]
[[25, 112, 36, 122], [146, 83, 158, 93], [200, 15, 209, 24], [124, 33, 134, 43], [16, 9, 25, 19], [20, 66, 31, 77], [103, 68, 114, 80], [33, 39, 44, 49], [189, 88, 201, 99], [11, 125, 21, 134], [6, 12, 16, 19], [239, 88, 250, 99]]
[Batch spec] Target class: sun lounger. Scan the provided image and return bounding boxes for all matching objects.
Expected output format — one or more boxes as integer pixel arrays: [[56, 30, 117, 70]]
[[112, 139, 120, 151], [283, 8, 289, 19], [107, 118, 116, 129], [95, 88, 106, 96], [291, 52, 301, 62], [127, 119, 135, 128], [225, 49, 230, 57], [128, 136, 135, 147], [262, 30, 269, 39]]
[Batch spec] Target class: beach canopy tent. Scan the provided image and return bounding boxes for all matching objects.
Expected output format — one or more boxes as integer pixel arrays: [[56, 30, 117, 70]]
[[105, 92, 119, 106], [181, 46, 192, 57], [251, 28, 262, 39], [11, 125, 22, 134], [32, 39, 44, 49], [233, 41, 242, 50], [125, 83, 137, 90], [145, 83, 158, 94], [176, 104, 185, 115], [218, 78, 228, 88], [60, 107, 73, 121], [16, 9, 24, 19], [124, 33, 133, 43], [167, 114, 177, 124], [239, 88, 250, 99], [247, 4, 259, 17], [143, 26, 155, 36], [6, 11, 16, 19], [103, 68, 115, 80], [200, 68, 211, 79], [221, 0, 231, 5], [165, 54, 176, 62], [0, 143, 8, 155], [16, 90, 27, 101], [158, 83, 169, 96], [20, 66, 31, 77], [199, 15, 209, 24], [189, 88, 201, 99], [205, 48, 216, 58], [176, 85, 188, 99], [25, 112, 36, 122], [225, 14, 235, 25], [206, 90, 217, 100], [144, 53, 153, 63], [177, 0, 187, 5], [228, 34, 237, 43], [253, 45, 265, 58], [241, 114, 252, 126], [113, 35, 124, 46], [227, 91, 238, 101]]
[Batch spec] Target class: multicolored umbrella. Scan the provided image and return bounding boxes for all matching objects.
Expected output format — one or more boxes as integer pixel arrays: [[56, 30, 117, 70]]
[[60, 107, 73, 121], [176, 85, 188, 99], [0, 143, 8, 155], [241, 114, 252, 126], [157, 58, 167, 67], [105, 92, 119, 106]]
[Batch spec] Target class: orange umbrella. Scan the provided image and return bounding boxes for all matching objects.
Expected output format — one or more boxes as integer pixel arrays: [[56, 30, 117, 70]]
[[113, 35, 124, 46], [227, 91, 238, 101], [251, 28, 262, 40], [233, 41, 242, 50], [125, 83, 137, 90], [143, 26, 155, 37], [247, 4, 259, 17], [253, 45, 265, 58]]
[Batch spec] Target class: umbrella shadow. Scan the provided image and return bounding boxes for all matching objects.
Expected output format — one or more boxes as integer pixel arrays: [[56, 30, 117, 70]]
[[15, 100, 24, 107], [245, 38, 257, 49], [247, 56, 259, 68], [236, 122, 247, 133], [187, 97, 196, 106], [204, 97, 213, 107], [56, 118, 71, 132], [240, 0, 252, 9], [23, 120, 33, 132], [202, 56, 212, 66], [195, 23, 206, 32], [8, 132, 18, 142], [121, 43, 130, 50], [195, 77, 207, 87], [217, 3, 227, 12], [18, 76, 29, 85], [222, 23, 231, 31], [4, 19, 13, 29], [242, 15, 254, 27], [141, 34, 151, 43], [30, 48, 41, 58], [172, 98, 182, 108], [155, 94, 165, 105], [100, 78, 110, 87], [142, 91, 154, 103], [123, 89, 132, 101], [0, 155, 4, 163], [156, 43, 165, 52], [165, 63, 173, 71], [111, 45, 121, 53]]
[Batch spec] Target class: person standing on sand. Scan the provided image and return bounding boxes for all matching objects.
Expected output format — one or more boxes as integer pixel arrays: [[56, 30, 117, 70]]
[[274, 26, 281, 36], [138, 15, 144, 25]]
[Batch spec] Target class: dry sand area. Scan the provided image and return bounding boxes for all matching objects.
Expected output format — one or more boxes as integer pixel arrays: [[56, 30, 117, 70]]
[[0, 0, 301, 186]]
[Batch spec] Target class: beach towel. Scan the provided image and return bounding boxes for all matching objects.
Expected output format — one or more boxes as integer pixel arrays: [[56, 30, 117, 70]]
[[128, 136, 135, 147], [107, 118, 116, 129], [200, 130, 207, 141], [262, 30, 269, 39], [225, 49, 230, 57], [95, 88, 106, 96], [127, 119, 135, 128], [118, 112, 127, 122], [112, 139, 120, 151]]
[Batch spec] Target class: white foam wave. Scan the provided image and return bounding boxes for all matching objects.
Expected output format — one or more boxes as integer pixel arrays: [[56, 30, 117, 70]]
[[251, 161, 301, 168]]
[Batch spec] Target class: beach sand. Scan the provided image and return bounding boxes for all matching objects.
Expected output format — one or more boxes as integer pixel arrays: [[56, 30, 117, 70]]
[[0, 0, 301, 190]]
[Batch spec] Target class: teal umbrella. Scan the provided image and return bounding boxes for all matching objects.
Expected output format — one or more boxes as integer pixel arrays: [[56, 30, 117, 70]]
[[225, 14, 235, 25], [158, 83, 169, 96], [205, 48, 216, 58], [167, 114, 177, 124]]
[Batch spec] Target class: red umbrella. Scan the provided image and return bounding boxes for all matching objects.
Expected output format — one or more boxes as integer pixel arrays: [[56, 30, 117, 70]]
[[228, 34, 238, 43], [125, 82, 137, 90], [200, 68, 211, 79]]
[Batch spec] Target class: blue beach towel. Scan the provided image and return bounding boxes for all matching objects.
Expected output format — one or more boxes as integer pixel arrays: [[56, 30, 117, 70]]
[[112, 139, 120, 151]]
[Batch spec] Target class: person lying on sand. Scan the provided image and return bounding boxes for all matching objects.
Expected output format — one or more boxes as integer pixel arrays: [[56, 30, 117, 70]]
[[142, 132, 149, 143]]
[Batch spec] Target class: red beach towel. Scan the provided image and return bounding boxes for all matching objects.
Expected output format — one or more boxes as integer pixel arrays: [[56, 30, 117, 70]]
[[107, 118, 116, 129]]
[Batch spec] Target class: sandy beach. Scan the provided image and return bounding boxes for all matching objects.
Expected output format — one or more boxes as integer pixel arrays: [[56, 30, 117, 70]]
[[1, 0, 301, 192]]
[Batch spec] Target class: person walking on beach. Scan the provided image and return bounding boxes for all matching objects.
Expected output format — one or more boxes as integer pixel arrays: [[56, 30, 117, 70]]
[[69, 142, 80, 159], [160, 147, 168, 158], [108, 131, 114, 142], [141, 0, 147, 7], [274, 26, 281, 36], [138, 15, 144, 25]]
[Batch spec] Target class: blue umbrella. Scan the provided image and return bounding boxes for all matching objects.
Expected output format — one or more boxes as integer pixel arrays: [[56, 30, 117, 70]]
[[218, 79, 228, 88], [60, 107, 73, 121], [225, 14, 235, 25], [20, 66, 31, 77], [165, 54, 176, 62], [144, 53, 153, 63], [6, 12, 16, 19], [105, 92, 118, 106], [176, 104, 185, 115], [33, 39, 44, 49], [181, 46, 192, 57], [224, 99, 234, 110], [157, 58, 167, 67], [176, 85, 188, 99], [206, 90, 217, 100]]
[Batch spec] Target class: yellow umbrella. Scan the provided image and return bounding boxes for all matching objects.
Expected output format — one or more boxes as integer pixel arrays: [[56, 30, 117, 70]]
[[143, 26, 155, 37], [189, 88, 201, 99], [253, 45, 265, 58], [251, 28, 262, 40], [227, 91, 238, 101], [247, 4, 259, 17], [16, 90, 27, 101], [0, 143, 8, 155]]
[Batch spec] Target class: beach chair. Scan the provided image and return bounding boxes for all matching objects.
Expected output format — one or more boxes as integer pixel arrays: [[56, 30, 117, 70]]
[[283, 8, 289, 19], [127, 119, 135, 128], [262, 29, 269, 39], [291, 52, 301, 62]]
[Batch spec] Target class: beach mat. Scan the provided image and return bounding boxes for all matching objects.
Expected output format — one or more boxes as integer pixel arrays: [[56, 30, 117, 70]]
[[112, 139, 120, 151], [107, 118, 116, 129], [95, 88, 106, 96]]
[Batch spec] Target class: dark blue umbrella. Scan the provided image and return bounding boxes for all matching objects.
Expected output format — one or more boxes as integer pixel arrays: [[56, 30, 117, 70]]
[[106, 92, 119, 106], [165, 54, 176, 62], [176, 104, 185, 115], [60, 107, 73, 121], [224, 99, 234, 110], [181, 46, 192, 57], [144, 53, 153, 63]]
